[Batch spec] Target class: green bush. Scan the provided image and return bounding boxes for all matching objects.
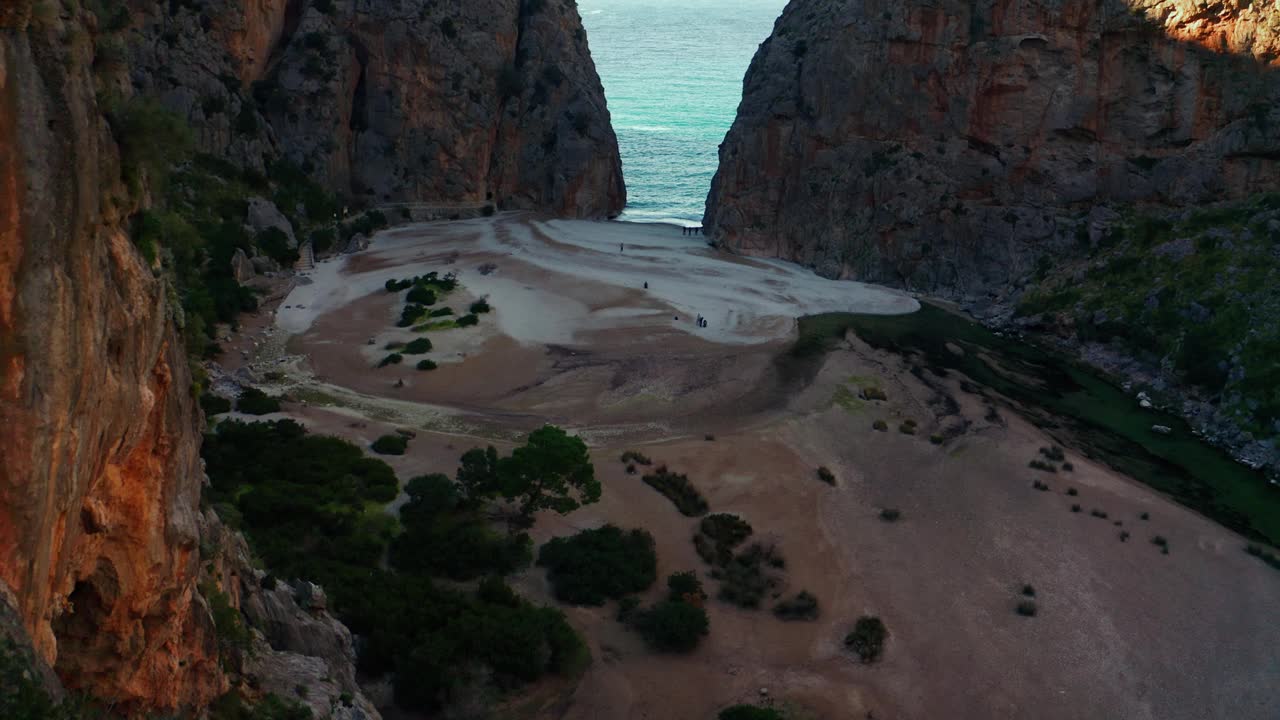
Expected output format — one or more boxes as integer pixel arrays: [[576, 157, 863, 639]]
[[207, 691, 313, 720], [772, 590, 819, 621], [255, 227, 298, 265], [397, 305, 426, 328], [879, 508, 901, 522], [1016, 600, 1038, 617], [816, 466, 836, 485], [632, 600, 709, 653], [372, 434, 409, 455], [406, 286, 437, 305], [716, 543, 783, 609], [201, 392, 233, 416], [404, 338, 432, 354], [719, 706, 784, 720], [619, 450, 653, 466], [872, 419, 888, 431], [237, 387, 281, 415], [844, 616, 887, 663], [377, 353, 404, 368], [416, 359, 438, 371], [429, 307, 454, 317], [537, 525, 657, 605], [456, 313, 480, 327], [696, 513, 753, 567], [470, 299, 491, 314], [390, 474, 532, 580], [666, 571, 706, 603], [642, 466, 709, 516]]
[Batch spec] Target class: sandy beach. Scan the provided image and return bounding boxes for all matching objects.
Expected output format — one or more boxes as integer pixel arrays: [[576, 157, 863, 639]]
[[219, 214, 1280, 720]]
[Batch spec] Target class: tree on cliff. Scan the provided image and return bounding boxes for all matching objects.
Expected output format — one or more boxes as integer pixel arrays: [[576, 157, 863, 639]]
[[499, 426, 600, 524]]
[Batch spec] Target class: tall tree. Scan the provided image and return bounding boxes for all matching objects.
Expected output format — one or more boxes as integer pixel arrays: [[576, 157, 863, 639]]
[[456, 445, 501, 506], [499, 426, 599, 522]]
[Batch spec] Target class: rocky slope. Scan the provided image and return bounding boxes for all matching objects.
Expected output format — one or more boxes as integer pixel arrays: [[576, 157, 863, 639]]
[[705, 0, 1280, 293], [1, 3, 224, 712], [124, 0, 625, 216], [3, 0, 623, 715]]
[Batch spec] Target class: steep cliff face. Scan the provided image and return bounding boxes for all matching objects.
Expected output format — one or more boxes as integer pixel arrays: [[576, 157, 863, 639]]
[[705, 0, 1280, 293], [0, 2, 224, 713], [125, 0, 625, 216]]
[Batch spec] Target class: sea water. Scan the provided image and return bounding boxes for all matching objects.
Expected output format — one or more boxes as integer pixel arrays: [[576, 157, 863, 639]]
[[580, 0, 788, 226]]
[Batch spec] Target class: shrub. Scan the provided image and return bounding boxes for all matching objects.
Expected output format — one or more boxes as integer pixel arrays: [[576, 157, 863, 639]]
[[1062, 462, 1074, 472], [429, 307, 454, 317], [371, 434, 409, 455], [898, 420, 917, 435], [237, 387, 281, 415], [377, 353, 403, 368], [1040, 445, 1065, 462], [632, 600, 709, 653], [470, 299, 491, 314], [1120, 531, 1131, 542], [416, 359, 437, 371], [1090, 509, 1108, 519], [872, 419, 888, 431], [1032, 480, 1050, 491], [1021, 584, 1036, 597], [1066, 487, 1078, 496], [716, 543, 783, 609], [384, 341, 405, 350], [406, 286, 437, 306], [619, 450, 653, 466], [397, 304, 426, 327], [719, 706, 784, 720], [667, 571, 706, 603], [1245, 544, 1280, 571], [816, 466, 836, 485], [537, 525, 657, 606], [929, 434, 944, 445], [1151, 535, 1168, 547], [699, 514, 752, 559], [391, 475, 532, 580], [385, 278, 413, 292], [201, 392, 233, 416], [1140, 512, 1150, 520], [403, 338, 432, 354], [1029, 459, 1058, 473], [255, 227, 298, 265], [1071, 504, 1082, 513], [862, 386, 888, 401], [844, 616, 887, 663], [772, 590, 819, 621], [455, 313, 480, 327], [642, 466, 709, 516], [1016, 600, 1038, 617], [616, 595, 640, 622], [879, 508, 901, 522]]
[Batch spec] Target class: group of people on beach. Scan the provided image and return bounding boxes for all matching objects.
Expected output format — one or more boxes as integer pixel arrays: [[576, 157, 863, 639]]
[[682, 226, 702, 236], [695, 314, 708, 329]]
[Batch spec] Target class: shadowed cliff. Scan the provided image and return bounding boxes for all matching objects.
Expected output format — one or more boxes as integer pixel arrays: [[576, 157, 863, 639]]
[[704, 0, 1280, 291]]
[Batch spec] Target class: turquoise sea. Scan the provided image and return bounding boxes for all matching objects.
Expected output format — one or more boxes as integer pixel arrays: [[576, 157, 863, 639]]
[[580, 0, 788, 225]]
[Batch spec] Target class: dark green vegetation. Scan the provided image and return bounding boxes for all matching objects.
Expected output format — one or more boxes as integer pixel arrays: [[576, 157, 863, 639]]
[[642, 465, 709, 516], [1018, 195, 1280, 436], [1016, 601, 1038, 617], [1245, 544, 1280, 572], [416, 359, 438, 371], [377, 352, 403, 367], [470, 299, 492, 314], [207, 691, 313, 720], [202, 421, 592, 714], [390, 474, 531, 580], [694, 513, 753, 567], [844, 616, 888, 663], [793, 304, 1280, 545], [371, 434, 409, 455], [201, 392, 232, 416], [624, 572, 710, 653], [719, 706, 785, 720], [0, 637, 93, 720], [236, 388, 281, 415], [872, 419, 888, 432], [403, 338, 433, 354], [816, 466, 836, 485], [537, 525, 657, 605], [710, 542, 785, 610], [772, 590, 819, 621], [879, 508, 902, 522]]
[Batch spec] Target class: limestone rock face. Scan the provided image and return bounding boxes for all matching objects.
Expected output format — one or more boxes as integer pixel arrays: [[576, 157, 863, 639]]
[[246, 197, 297, 247], [705, 0, 1280, 292], [125, 0, 625, 216], [0, 3, 224, 713]]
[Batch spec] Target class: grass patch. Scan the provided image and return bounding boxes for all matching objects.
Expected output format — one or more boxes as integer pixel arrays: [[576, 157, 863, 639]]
[[237, 387, 281, 415]]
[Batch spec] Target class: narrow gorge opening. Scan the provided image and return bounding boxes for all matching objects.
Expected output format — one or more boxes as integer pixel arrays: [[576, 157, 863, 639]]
[[579, 0, 787, 226]]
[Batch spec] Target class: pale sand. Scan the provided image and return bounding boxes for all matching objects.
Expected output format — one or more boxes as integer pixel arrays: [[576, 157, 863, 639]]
[[276, 213, 918, 345]]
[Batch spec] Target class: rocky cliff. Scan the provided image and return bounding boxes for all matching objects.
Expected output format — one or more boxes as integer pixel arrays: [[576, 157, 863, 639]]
[[0, 3, 224, 713], [125, 0, 625, 216], [704, 0, 1280, 294], [2, 0, 622, 715]]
